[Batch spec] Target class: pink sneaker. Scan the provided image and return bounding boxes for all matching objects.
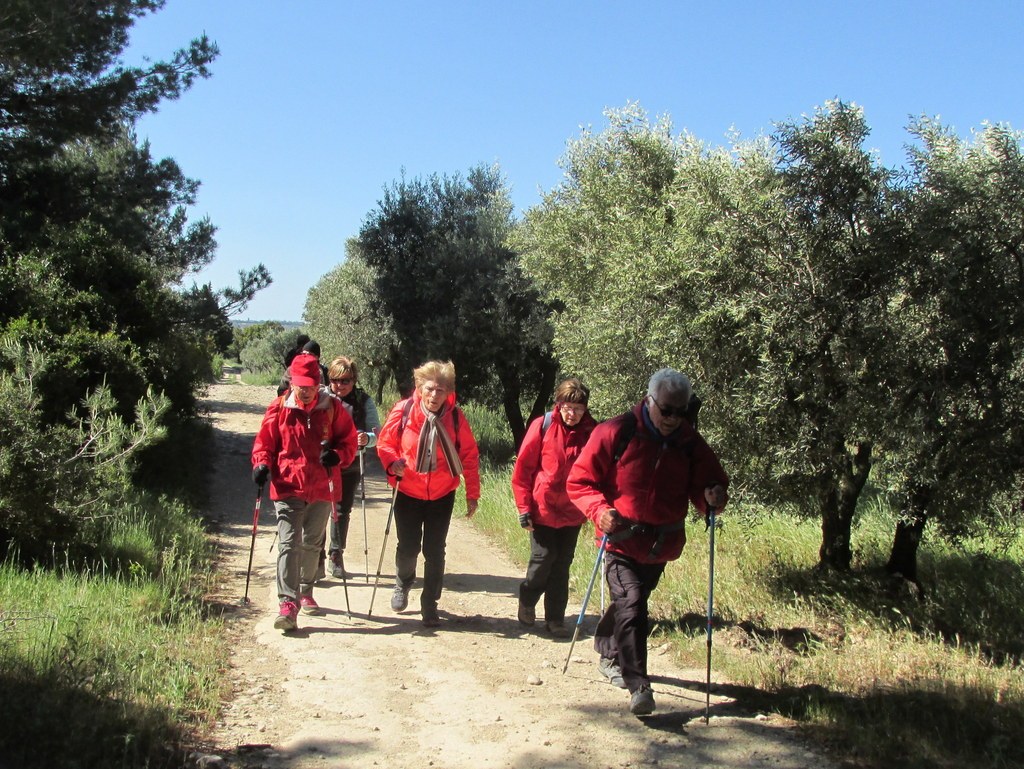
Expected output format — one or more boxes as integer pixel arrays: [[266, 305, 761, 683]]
[[274, 600, 298, 631], [299, 595, 323, 615]]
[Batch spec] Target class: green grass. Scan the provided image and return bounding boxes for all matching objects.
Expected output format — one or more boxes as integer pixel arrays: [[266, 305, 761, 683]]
[[471, 460, 1024, 769], [0, 499, 227, 769], [239, 370, 280, 386]]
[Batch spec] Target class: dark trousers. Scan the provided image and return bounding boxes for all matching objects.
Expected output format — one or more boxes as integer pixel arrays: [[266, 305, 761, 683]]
[[594, 551, 666, 693], [519, 523, 582, 624], [328, 468, 359, 554], [394, 490, 455, 613]]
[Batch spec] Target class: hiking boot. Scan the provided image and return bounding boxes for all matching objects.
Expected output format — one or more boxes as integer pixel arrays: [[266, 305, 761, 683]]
[[517, 601, 536, 626], [422, 609, 441, 628], [391, 582, 409, 612], [598, 656, 626, 688], [629, 685, 656, 716], [274, 600, 298, 632], [330, 552, 347, 580], [299, 595, 323, 615], [546, 619, 570, 638]]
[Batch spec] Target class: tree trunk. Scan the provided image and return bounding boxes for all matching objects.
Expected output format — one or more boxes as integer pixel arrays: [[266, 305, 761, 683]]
[[818, 440, 872, 570], [507, 356, 559, 451], [529, 358, 559, 427], [819, 490, 853, 570], [886, 484, 929, 597]]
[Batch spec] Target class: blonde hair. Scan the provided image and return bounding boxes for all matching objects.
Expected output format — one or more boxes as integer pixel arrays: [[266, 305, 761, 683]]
[[327, 356, 358, 381], [413, 360, 456, 391]]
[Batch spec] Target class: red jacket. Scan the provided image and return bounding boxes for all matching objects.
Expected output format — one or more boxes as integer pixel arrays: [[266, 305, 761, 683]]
[[567, 400, 729, 564], [252, 389, 358, 503], [376, 392, 481, 502], [512, 408, 597, 528]]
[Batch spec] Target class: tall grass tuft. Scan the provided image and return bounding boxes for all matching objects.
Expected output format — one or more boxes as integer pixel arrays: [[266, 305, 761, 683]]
[[0, 494, 226, 769]]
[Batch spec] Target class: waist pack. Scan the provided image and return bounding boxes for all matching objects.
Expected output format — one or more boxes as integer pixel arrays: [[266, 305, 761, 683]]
[[607, 519, 686, 557]]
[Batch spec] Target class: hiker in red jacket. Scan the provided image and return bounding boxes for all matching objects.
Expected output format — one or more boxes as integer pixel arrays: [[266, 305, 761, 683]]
[[567, 367, 729, 716], [376, 360, 480, 628], [252, 352, 357, 632], [511, 378, 597, 637]]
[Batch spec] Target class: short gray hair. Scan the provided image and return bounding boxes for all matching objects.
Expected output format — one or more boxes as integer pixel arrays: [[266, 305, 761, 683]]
[[647, 367, 691, 403]]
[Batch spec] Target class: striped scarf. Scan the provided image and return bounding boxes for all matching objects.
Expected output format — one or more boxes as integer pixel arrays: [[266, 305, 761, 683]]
[[415, 402, 464, 477]]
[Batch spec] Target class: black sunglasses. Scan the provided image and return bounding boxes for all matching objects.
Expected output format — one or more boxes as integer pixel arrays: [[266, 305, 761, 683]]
[[330, 377, 354, 385], [650, 397, 687, 419]]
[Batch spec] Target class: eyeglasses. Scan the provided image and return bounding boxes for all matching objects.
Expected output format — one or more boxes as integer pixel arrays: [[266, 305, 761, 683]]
[[330, 377, 354, 385], [559, 403, 587, 415], [650, 397, 688, 419]]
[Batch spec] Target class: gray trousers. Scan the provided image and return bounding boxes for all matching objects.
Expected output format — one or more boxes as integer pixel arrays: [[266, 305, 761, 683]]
[[274, 497, 332, 603]]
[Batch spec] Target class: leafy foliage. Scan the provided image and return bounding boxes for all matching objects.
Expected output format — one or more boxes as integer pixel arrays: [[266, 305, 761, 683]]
[[518, 101, 1024, 576], [0, 342, 170, 562], [0, 2, 274, 517], [341, 164, 557, 444], [304, 242, 400, 398]]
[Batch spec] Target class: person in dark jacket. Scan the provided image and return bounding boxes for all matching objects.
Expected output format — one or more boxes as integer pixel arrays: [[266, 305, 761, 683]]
[[252, 352, 357, 632], [323, 356, 381, 579], [511, 378, 597, 637], [567, 367, 729, 716]]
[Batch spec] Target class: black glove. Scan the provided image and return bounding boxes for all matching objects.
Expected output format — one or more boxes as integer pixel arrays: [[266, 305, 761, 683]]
[[320, 447, 341, 467], [252, 464, 269, 486], [519, 513, 532, 528]]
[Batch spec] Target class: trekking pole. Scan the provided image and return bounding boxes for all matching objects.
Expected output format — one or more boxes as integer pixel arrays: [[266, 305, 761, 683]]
[[704, 506, 718, 724], [360, 448, 369, 582], [562, 533, 609, 675], [241, 484, 264, 606], [323, 442, 351, 618], [368, 481, 400, 618]]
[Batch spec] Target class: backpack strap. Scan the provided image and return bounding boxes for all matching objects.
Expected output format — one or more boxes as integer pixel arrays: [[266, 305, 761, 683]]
[[540, 410, 553, 438], [611, 413, 636, 464]]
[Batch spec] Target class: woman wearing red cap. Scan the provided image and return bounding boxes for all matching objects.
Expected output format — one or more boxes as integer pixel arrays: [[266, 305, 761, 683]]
[[252, 352, 358, 632]]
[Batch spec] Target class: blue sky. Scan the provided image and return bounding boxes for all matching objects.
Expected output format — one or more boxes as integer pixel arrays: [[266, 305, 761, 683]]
[[126, 1, 1024, 322]]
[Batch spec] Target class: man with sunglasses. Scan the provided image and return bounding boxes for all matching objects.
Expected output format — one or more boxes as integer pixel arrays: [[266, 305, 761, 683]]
[[567, 367, 729, 716]]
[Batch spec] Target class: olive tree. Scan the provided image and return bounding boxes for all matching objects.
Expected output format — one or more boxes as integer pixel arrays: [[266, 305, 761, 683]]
[[520, 102, 904, 570], [876, 119, 1024, 588], [354, 164, 556, 445], [304, 241, 400, 402]]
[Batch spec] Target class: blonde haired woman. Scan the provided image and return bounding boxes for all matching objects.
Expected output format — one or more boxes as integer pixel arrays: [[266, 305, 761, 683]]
[[376, 360, 480, 627]]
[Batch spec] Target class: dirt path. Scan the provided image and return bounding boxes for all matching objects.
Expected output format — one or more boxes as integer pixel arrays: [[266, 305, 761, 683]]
[[200, 378, 833, 769]]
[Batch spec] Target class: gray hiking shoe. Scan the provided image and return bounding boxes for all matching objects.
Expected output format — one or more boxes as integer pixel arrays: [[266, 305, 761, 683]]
[[629, 685, 655, 716], [391, 582, 409, 612], [598, 656, 626, 688], [330, 552, 347, 579]]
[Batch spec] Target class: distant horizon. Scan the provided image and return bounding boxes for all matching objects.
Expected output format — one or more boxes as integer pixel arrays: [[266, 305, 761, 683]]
[[232, 318, 303, 328]]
